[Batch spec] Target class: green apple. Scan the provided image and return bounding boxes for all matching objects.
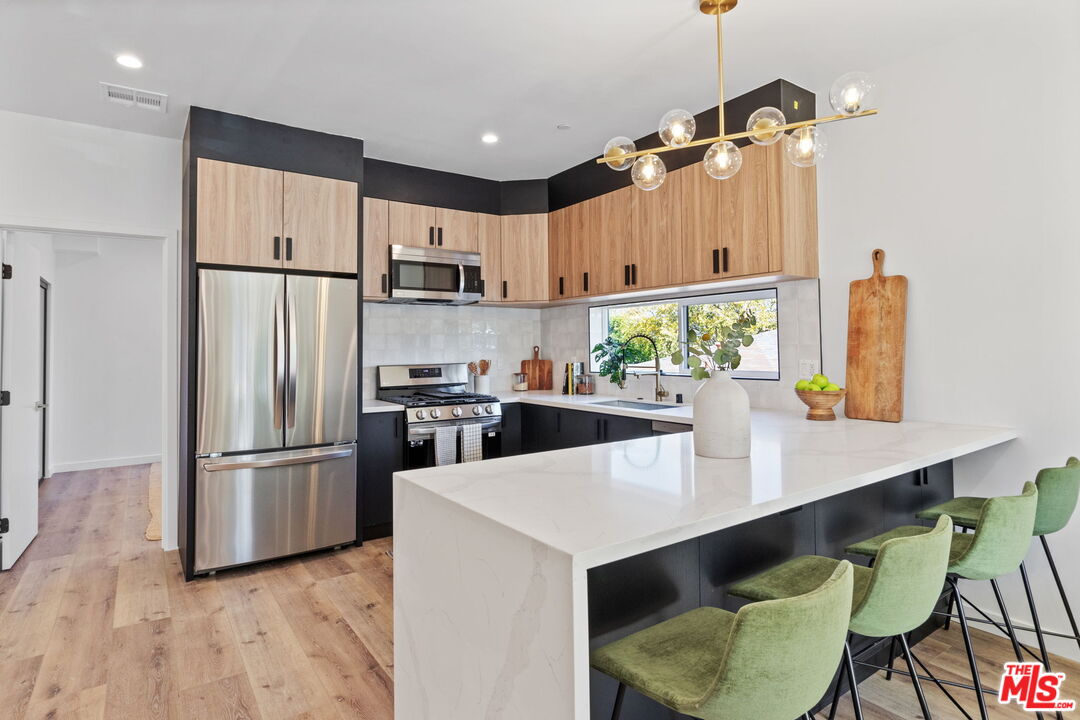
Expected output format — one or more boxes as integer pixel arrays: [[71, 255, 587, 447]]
[[795, 379, 811, 391], [807, 383, 822, 391], [824, 383, 841, 392], [812, 373, 830, 388]]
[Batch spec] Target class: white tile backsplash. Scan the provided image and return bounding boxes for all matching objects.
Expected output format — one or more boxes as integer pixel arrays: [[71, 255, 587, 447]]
[[363, 279, 822, 411], [362, 302, 542, 397]]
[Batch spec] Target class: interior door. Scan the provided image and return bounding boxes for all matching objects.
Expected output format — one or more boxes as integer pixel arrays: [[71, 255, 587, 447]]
[[38, 280, 48, 481], [285, 275, 357, 447], [197, 269, 285, 454], [0, 232, 43, 569]]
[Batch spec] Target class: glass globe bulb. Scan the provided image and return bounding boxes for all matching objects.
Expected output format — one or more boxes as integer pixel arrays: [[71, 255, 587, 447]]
[[631, 154, 667, 191], [785, 126, 827, 168], [659, 109, 696, 148], [603, 136, 636, 171], [746, 106, 786, 146], [829, 72, 876, 115], [703, 141, 742, 180]]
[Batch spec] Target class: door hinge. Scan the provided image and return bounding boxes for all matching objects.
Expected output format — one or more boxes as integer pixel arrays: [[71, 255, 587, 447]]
[[0, 518, 9, 535], [1, 264, 11, 279], [0, 390, 9, 406]]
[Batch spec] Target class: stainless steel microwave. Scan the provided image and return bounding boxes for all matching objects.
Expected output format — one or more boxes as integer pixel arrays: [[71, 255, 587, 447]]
[[388, 245, 483, 305]]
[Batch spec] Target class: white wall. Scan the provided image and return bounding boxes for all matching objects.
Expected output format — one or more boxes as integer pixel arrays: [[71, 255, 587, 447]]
[[0, 109, 180, 549], [50, 235, 163, 471], [817, 2, 1080, 659]]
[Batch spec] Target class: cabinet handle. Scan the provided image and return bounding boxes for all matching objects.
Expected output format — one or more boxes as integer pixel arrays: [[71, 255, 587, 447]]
[[603, 418, 609, 441], [624, 265, 630, 286], [631, 264, 637, 285], [596, 418, 602, 441], [502, 280, 508, 299], [479, 278, 486, 297], [583, 272, 589, 292], [437, 227, 443, 246], [274, 236, 281, 260], [381, 273, 388, 294], [285, 237, 293, 261], [559, 276, 564, 296], [712, 248, 720, 274], [429, 226, 435, 245], [722, 247, 729, 273]]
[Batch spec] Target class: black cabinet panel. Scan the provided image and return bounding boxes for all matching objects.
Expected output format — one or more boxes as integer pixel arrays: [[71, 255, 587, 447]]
[[601, 414, 653, 442], [883, 470, 925, 531], [522, 404, 559, 453], [360, 411, 404, 539], [699, 505, 816, 611], [559, 408, 602, 449], [921, 461, 955, 524], [500, 403, 523, 457], [815, 482, 886, 559]]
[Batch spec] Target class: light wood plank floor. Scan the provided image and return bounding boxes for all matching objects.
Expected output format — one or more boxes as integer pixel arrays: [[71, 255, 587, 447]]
[[0, 464, 1076, 719]]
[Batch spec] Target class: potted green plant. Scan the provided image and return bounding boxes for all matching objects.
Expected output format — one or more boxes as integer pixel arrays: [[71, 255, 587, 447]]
[[670, 310, 758, 459], [591, 335, 652, 389]]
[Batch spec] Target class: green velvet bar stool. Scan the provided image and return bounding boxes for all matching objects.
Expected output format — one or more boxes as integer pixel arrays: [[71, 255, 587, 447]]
[[727, 514, 954, 720], [916, 457, 1080, 668], [590, 561, 854, 720], [846, 481, 1039, 720]]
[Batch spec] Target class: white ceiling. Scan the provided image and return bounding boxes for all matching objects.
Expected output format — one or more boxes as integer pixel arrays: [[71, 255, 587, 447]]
[[0, 0, 1006, 180]]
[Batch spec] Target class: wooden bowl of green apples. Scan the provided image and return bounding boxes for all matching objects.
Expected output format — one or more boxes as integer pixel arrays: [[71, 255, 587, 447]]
[[794, 374, 846, 421]]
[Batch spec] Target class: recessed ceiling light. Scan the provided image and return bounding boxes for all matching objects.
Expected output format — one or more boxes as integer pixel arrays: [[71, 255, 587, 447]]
[[115, 54, 143, 69], [481, 133, 499, 144], [556, 123, 572, 131]]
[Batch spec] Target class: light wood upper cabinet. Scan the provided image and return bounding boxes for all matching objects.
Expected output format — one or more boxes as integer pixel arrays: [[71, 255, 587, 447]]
[[362, 197, 390, 299], [680, 162, 723, 283], [502, 214, 548, 302], [631, 166, 683, 289], [767, 142, 819, 278], [435, 208, 479, 252], [593, 187, 633, 296], [719, 144, 770, 278], [547, 206, 573, 300], [283, 171, 358, 274], [387, 201, 437, 247], [477, 213, 502, 301], [196, 158, 283, 269]]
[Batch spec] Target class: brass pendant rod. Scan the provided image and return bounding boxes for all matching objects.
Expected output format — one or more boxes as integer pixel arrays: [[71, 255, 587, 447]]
[[716, 10, 724, 137], [596, 108, 879, 165]]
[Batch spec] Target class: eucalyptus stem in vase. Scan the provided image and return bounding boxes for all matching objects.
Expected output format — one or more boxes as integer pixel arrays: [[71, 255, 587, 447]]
[[671, 309, 757, 459]]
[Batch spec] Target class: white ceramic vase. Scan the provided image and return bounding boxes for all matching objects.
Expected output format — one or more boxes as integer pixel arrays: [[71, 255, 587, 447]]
[[692, 371, 751, 458]]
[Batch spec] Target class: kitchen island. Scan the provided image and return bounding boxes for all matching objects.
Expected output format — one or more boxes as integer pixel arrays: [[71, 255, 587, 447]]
[[393, 410, 1016, 720]]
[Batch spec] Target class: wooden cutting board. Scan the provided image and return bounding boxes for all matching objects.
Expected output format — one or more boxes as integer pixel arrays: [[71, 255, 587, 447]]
[[845, 249, 908, 422], [521, 346, 553, 391]]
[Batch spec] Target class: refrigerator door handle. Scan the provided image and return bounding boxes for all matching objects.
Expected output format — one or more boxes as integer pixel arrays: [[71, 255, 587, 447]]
[[273, 291, 285, 430], [286, 290, 298, 429], [203, 446, 353, 472]]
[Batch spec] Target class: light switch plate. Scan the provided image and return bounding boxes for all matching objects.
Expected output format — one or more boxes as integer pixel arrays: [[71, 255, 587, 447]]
[[799, 359, 818, 379]]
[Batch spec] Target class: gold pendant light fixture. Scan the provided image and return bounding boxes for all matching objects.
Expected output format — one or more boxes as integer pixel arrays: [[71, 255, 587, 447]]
[[599, 0, 879, 190]]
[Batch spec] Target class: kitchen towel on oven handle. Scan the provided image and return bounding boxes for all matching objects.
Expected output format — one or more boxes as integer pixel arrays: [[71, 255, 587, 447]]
[[434, 425, 459, 466], [461, 423, 483, 463]]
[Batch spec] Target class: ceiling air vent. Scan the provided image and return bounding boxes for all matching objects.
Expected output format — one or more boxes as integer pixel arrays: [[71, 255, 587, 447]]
[[99, 82, 168, 113]]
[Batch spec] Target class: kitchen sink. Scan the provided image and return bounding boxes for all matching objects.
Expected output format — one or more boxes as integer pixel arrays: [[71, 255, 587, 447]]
[[590, 399, 674, 411]]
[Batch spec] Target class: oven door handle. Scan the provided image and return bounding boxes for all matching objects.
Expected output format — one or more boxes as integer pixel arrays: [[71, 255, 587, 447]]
[[408, 420, 501, 441]]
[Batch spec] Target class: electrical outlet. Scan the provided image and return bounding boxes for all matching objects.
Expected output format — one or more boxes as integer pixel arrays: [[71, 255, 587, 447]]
[[799, 359, 818, 379]]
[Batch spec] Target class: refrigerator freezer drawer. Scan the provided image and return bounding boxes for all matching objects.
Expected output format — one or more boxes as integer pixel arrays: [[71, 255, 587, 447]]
[[195, 444, 356, 573]]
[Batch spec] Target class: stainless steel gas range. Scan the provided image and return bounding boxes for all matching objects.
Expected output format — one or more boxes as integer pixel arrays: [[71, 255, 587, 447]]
[[376, 364, 502, 468]]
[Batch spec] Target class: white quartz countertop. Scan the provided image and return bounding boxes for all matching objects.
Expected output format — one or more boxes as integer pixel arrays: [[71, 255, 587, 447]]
[[395, 410, 1017, 568], [363, 389, 695, 422]]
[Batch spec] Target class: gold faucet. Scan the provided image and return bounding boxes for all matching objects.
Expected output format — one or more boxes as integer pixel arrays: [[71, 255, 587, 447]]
[[621, 334, 670, 403]]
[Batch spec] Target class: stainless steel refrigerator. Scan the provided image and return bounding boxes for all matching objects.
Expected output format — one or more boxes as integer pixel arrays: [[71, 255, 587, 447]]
[[195, 269, 357, 574]]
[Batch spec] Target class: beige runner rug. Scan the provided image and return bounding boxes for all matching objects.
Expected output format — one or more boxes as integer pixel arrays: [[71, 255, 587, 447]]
[[145, 462, 162, 541]]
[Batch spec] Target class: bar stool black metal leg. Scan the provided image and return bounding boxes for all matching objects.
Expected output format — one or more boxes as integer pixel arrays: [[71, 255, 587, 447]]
[[1020, 562, 1053, 670], [843, 640, 865, 720], [884, 635, 898, 680], [610, 682, 625, 720], [827, 660, 845, 720], [950, 578, 989, 720], [1041, 536, 1080, 655], [992, 579, 1047, 720], [897, 633, 933, 720]]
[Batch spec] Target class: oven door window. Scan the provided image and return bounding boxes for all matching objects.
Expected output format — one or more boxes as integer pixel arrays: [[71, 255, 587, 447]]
[[394, 261, 459, 292]]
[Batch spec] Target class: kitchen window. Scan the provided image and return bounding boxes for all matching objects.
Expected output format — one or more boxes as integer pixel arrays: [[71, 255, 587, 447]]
[[588, 288, 780, 380]]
